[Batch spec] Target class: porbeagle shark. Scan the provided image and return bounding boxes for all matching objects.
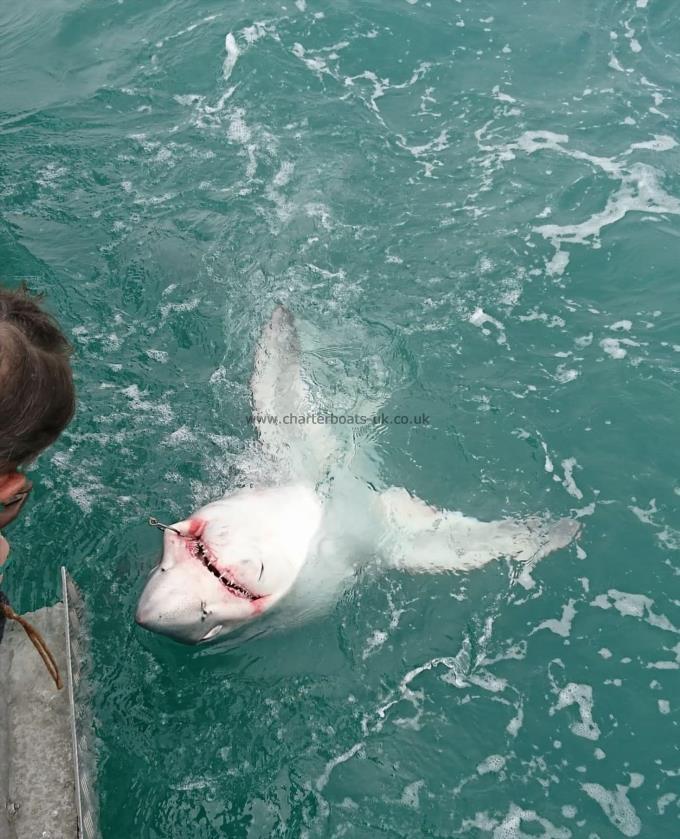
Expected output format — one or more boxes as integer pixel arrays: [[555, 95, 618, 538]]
[[136, 307, 579, 645]]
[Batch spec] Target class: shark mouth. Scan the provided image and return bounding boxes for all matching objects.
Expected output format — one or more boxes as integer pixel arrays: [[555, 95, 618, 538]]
[[191, 539, 259, 601]]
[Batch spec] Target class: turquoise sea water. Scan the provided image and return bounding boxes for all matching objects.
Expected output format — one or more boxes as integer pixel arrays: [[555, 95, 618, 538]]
[[2, 0, 680, 836]]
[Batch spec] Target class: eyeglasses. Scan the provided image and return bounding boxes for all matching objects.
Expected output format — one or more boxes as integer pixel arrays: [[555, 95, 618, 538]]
[[0, 480, 33, 530]]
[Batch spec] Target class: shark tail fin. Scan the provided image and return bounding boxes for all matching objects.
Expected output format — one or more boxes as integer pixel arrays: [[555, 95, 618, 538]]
[[379, 487, 580, 573]]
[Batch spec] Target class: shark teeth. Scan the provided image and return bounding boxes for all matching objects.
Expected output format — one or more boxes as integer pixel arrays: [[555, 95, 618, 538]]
[[192, 540, 257, 601]]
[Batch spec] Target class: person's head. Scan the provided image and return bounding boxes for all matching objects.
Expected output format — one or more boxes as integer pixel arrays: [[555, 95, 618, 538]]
[[0, 283, 75, 528]]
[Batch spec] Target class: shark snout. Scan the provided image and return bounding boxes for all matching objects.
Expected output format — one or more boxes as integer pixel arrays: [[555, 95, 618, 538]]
[[135, 556, 218, 644]]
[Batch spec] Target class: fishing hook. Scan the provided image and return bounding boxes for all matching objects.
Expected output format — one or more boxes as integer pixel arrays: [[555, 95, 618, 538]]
[[148, 517, 181, 536]]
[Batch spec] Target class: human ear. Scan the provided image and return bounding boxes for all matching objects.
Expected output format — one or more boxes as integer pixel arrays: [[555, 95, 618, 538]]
[[0, 473, 27, 505]]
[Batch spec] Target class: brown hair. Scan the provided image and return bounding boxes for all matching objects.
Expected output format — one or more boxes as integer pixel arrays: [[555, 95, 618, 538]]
[[0, 284, 75, 471]]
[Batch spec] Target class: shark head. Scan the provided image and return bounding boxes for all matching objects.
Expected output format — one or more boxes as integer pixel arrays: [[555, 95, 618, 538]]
[[135, 486, 323, 644]]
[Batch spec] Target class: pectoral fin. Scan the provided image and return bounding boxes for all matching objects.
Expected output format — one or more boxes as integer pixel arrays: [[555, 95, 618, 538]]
[[379, 487, 580, 573], [250, 306, 338, 482]]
